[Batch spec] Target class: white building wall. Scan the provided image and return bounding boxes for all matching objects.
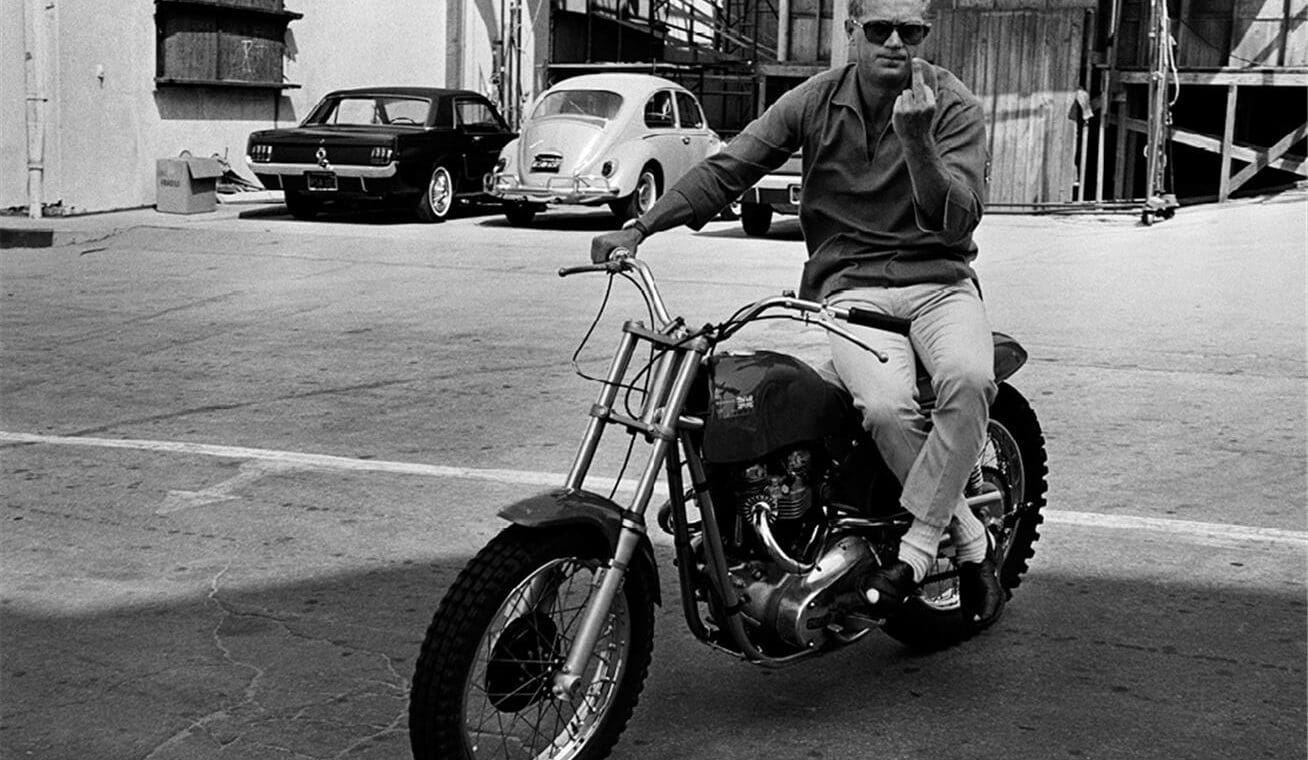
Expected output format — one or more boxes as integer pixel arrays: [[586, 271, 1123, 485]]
[[1, 0, 453, 215]]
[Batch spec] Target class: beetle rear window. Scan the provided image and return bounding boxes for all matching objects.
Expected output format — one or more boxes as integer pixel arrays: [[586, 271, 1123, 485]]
[[532, 90, 623, 121], [310, 96, 432, 127]]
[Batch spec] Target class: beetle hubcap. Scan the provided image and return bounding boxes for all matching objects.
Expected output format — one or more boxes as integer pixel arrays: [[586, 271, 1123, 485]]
[[636, 173, 656, 213]]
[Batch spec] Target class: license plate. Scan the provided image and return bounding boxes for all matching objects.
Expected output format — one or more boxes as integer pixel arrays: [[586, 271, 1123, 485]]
[[531, 155, 562, 173], [306, 172, 337, 191]]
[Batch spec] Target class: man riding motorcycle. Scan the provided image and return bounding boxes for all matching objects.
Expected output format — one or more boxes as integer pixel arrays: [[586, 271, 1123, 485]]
[[590, 0, 1005, 630]]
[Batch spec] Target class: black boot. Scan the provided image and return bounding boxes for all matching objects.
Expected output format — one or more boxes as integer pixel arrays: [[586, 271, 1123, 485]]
[[836, 559, 918, 629], [862, 559, 917, 612], [958, 555, 1005, 631]]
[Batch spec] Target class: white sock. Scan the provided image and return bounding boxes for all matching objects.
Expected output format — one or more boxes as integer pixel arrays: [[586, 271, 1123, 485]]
[[897, 520, 940, 583], [951, 508, 989, 565]]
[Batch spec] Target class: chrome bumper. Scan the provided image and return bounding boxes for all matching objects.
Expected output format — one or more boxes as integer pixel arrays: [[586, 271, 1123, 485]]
[[488, 172, 621, 204], [246, 160, 398, 178]]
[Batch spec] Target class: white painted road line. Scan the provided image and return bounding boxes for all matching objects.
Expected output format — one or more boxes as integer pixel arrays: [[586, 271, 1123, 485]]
[[4, 430, 1305, 547]]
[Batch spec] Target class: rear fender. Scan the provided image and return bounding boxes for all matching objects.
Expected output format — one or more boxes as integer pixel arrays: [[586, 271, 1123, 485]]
[[992, 332, 1028, 383], [498, 488, 661, 605]]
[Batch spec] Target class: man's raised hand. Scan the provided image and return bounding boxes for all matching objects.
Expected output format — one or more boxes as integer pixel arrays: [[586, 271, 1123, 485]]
[[892, 58, 936, 146]]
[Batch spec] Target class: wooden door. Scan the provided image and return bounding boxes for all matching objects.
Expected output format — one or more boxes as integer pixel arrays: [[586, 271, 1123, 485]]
[[922, 8, 1090, 204]]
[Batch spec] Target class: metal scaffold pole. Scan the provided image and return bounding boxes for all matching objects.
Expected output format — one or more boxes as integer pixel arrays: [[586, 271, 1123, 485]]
[[1142, 0, 1178, 223]]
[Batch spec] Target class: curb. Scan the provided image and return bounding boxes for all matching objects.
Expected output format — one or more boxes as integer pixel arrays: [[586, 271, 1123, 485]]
[[0, 227, 55, 249]]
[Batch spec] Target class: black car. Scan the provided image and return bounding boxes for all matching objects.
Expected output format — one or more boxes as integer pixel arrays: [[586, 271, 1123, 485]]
[[246, 87, 515, 222]]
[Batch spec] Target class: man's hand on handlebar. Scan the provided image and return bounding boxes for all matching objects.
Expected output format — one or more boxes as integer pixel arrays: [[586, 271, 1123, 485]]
[[590, 226, 645, 264]]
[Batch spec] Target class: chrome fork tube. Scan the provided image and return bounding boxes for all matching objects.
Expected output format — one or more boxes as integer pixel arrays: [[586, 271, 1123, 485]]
[[565, 329, 639, 490], [552, 520, 644, 701], [554, 340, 706, 700], [627, 344, 703, 517]]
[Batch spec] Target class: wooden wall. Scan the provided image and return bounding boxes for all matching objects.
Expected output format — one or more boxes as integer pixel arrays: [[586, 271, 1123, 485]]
[[924, 6, 1092, 203], [1116, 0, 1308, 68]]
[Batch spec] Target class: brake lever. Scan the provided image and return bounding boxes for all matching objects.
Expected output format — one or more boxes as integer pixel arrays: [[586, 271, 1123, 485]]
[[558, 249, 634, 278], [807, 312, 891, 363]]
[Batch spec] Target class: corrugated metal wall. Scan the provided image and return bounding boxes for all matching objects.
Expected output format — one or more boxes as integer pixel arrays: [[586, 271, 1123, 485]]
[[924, 7, 1090, 203]]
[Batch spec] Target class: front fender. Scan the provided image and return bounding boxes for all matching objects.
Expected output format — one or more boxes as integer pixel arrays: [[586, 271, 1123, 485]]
[[499, 488, 661, 605]]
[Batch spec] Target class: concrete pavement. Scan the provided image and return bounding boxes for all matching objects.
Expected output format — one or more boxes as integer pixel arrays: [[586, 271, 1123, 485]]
[[1, 192, 1305, 759]]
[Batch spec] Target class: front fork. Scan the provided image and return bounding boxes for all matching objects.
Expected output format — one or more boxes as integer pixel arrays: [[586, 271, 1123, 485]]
[[552, 321, 707, 701]]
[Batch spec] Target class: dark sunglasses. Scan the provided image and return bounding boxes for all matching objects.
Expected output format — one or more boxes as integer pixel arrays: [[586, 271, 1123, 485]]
[[857, 20, 931, 45]]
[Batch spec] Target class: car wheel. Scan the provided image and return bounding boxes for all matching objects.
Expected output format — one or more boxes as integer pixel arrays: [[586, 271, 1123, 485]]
[[740, 203, 773, 236], [416, 165, 454, 223], [613, 168, 659, 222], [504, 201, 538, 227], [285, 191, 319, 221]]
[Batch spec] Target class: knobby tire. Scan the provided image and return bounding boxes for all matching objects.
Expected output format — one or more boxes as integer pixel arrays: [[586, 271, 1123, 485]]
[[408, 525, 655, 760]]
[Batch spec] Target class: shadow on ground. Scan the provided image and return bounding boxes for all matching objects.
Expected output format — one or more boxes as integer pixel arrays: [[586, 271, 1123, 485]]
[[2, 556, 1303, 760]]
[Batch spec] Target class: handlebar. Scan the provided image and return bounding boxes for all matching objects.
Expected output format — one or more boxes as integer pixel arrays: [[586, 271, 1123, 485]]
[[559, 254, 907, 361]]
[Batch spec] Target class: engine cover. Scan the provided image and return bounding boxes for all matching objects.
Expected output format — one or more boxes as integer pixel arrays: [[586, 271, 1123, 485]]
[[702, 351, 853, 464], [733, 534, 874, 649]]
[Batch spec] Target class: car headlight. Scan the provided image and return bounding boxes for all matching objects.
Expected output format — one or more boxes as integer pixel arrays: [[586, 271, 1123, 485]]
[[495, 156, 509, 173], [249, 144, 273, 163]]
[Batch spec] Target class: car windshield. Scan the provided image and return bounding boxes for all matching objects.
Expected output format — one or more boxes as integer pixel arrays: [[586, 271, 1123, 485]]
[[308, 96, 431, 127], [532, 90, 623, 122]]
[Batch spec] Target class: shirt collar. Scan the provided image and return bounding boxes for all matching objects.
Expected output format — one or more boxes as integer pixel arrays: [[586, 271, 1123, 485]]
[[829, 63, 863, 111]]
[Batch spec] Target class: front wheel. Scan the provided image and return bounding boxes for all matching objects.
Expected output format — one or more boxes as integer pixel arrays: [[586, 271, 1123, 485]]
[[883, 382, 1048, 649], [409, 525, 655, 760]]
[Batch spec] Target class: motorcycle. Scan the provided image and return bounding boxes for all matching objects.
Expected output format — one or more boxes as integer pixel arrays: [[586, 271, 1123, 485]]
[[408, 254, 1047, 760]]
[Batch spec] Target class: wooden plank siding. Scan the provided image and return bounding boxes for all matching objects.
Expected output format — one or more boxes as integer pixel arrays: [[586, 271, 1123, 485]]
[[923, 7, 1089, 203]]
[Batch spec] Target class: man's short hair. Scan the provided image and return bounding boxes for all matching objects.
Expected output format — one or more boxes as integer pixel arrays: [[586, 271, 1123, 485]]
[[848, 0, 933, 19]]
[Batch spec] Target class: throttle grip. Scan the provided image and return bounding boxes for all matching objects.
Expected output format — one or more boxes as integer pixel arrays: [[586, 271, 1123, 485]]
[[846, 306, 911, 336]]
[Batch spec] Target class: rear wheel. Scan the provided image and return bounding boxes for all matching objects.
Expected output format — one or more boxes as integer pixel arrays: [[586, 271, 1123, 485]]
[[416, 165, 454, 223], [409, 525, 655, 760], [740, 203, 773, 236], [611, 168, 659, 222], [284, 191, 319, 220], [883, 382, 1047, 649], [504, 201, 538, 227]]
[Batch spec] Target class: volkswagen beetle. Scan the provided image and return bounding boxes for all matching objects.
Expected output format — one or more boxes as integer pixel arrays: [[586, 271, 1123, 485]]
[[487, 74, 721, 226]]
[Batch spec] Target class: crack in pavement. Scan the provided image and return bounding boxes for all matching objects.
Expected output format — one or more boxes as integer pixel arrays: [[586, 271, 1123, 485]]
[[143, 562, 265, 760]]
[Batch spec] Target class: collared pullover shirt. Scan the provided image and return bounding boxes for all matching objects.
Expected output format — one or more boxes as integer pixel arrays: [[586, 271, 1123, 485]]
[[642, 62, 989, 301]]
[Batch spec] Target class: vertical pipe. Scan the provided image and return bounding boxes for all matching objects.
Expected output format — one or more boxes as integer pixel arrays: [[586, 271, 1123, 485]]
[[22, 0, 48, 219], [1095, 0, 1124, 203], [777, 0, 790, 61]]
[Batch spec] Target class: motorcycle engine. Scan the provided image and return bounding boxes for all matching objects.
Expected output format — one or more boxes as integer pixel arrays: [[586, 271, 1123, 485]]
[[731, 446, 818, 524], [714, 444, 875, 650]]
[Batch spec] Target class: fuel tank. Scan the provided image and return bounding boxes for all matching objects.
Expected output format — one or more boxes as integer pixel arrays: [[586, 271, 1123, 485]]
[[700, 350, 854, 464]]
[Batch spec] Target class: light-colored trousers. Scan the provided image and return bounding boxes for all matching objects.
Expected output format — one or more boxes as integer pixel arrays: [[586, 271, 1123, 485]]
[[825, 279, 996, 534]]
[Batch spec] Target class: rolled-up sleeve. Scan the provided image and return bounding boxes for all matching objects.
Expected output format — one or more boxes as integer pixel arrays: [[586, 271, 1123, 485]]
[[912, 98, 987, 244]]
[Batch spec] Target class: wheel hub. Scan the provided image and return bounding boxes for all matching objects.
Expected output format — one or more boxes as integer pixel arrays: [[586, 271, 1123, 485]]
[[484, 611, 561, 712]]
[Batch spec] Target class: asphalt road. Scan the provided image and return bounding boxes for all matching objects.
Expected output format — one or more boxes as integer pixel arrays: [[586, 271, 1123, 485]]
[[1, 193, 1305, 760]]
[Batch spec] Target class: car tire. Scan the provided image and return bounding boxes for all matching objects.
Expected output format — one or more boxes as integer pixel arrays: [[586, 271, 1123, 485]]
[[416, 165, 454, 223], [740, 203, 773, 236], [612, 167, 659, 222], [285, 191, 319, 221], [503, 202, 538, 227]]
